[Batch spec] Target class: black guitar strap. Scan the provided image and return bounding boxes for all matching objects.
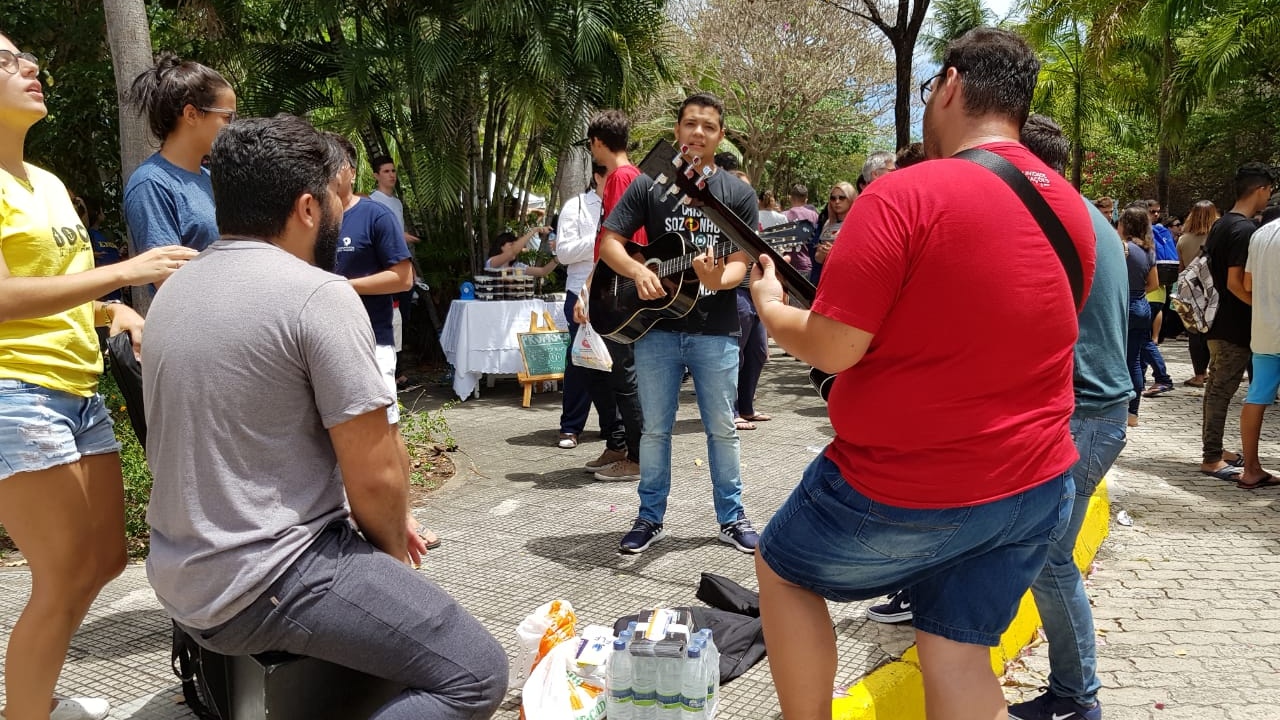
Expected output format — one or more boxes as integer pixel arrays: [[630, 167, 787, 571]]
[[954, 148, 1086, 312]]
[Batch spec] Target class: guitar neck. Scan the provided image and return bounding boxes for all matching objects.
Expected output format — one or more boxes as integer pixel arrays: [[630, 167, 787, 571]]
[[693, 196, 817, 307]]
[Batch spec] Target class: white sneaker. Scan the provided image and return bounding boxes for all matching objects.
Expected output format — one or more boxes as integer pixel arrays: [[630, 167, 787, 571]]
[[52, 697, 110, 720], [2, 697, 110, 720]]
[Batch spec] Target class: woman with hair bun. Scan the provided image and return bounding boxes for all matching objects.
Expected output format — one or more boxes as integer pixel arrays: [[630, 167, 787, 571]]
[[123, 53, 235, 274]]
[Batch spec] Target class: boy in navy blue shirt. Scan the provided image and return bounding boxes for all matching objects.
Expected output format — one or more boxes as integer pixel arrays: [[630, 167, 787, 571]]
[[328, 135, 413, 423]]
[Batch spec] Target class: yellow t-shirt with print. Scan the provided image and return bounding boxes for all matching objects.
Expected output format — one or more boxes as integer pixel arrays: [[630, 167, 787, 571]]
[[0, 164, 102, 396]]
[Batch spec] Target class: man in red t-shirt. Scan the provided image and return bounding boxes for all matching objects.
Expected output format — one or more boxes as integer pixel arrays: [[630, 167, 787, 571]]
[[749, 28, 1096, 720], [569, 110, 645, 481]]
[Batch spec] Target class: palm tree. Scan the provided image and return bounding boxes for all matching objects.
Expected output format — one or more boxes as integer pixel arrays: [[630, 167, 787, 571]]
[[923, 0, 994, 64]]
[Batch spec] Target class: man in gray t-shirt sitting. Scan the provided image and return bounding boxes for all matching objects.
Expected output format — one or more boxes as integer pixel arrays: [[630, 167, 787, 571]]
[[142, 115, 506, 720]]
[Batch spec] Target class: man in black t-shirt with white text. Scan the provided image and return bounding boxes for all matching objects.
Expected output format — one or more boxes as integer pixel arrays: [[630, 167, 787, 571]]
[[1200, 162, 1276, 479], [599, 92, 760, 555]]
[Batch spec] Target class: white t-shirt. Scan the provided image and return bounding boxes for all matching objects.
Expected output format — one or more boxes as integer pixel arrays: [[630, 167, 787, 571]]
[[760, 208, 787, 228], [1246, 218, 1280, 354], [555, 190, 602, 293]]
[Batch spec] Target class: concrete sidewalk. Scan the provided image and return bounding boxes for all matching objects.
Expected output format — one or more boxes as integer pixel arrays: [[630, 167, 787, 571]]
[[0, 337, 1274, 719]]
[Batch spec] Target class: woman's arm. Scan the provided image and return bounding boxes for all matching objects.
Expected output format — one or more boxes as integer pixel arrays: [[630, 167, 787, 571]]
[[0, 245, 197, 324]]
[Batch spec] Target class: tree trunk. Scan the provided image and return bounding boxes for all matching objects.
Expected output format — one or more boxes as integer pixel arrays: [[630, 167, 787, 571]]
[[554, 114, 590, 211], [102, 0, 156, 312], [893, 40, 913, 150]]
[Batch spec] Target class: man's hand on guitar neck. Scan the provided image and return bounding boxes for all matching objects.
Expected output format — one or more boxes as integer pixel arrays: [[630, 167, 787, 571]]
[[692, 244, 748, 291]]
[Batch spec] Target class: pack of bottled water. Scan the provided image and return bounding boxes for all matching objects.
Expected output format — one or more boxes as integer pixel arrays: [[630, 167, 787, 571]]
[[606, 624, 719, 720]]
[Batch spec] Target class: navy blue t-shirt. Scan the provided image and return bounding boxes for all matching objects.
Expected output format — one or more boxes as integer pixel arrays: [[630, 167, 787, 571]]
[[334, 198, 411, 346]]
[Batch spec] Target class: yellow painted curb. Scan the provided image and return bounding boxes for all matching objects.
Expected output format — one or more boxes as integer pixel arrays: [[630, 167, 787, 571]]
[[832, 479, 1112, 720]]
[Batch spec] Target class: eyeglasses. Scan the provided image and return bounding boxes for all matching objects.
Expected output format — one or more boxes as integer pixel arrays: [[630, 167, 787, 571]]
[[200, 107, 237, 122], [920, 71, 943, 104], [829, 194, 848, 201], [0, 49, 39, 75]]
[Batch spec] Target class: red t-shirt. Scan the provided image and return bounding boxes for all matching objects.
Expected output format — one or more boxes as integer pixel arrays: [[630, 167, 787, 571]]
[[813, 142, 1096, 508], [596, 164, 649, 261]]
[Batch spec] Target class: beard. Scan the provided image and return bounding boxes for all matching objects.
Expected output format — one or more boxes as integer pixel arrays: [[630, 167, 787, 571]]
[[313, 199, 342, 272]]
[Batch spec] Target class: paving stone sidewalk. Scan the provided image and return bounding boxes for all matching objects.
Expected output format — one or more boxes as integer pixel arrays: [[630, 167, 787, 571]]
[[0, 337, 1272, 719]]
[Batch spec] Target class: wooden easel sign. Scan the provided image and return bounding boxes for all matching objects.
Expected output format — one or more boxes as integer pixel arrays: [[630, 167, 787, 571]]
[[516, 311, 569, 407]]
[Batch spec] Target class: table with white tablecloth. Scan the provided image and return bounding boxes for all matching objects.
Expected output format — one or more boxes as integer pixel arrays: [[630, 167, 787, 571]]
[[440, 298, 568, 400]]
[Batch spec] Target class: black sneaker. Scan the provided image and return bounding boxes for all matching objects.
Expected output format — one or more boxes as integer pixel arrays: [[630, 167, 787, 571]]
[[718, 518, 759, 553], [1007, 690, 1101, 720], [619, 518, 666, 554], [865, 590, 913, 623]]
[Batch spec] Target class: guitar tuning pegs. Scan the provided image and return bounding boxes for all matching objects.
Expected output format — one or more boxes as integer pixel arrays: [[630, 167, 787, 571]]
[[681, 195, 694, 206], [683, 165, 698, 179], [655, 172, 671, 186], [661, 183, 681, 200]]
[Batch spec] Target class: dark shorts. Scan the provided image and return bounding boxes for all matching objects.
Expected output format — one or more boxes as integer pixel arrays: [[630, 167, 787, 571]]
[[759, 453, 1074, 646]]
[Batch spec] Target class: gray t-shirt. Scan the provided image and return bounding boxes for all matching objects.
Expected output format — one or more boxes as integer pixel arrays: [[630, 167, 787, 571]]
[[603, 168, 758, 335], [143, 238, 394, 629]]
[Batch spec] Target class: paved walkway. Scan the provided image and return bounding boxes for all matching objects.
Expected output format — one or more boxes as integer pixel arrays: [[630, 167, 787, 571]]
[[0, 337, 1273, 718]]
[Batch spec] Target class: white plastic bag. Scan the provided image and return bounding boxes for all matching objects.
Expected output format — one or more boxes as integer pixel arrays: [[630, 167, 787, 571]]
[[511, 600, 577, 689], [522, 640, 607, 720], [571, 322, 613, 372]]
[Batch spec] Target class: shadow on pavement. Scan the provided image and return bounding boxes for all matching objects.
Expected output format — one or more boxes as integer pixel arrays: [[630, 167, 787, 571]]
[[526, 531, 719, 572]]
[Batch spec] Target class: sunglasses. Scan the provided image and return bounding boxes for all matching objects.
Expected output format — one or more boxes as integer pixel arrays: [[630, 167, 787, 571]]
[[829, 194, 848, 201]]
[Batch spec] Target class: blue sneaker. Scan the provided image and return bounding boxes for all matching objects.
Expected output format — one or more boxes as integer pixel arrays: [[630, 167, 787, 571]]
[[718, 517, 759, 553], [1008, 690, 1101, 720], [619, 518, 666, 554]]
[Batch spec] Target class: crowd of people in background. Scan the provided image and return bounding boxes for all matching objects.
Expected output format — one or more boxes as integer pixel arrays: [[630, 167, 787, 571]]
[[6, 18, 1280, 720]]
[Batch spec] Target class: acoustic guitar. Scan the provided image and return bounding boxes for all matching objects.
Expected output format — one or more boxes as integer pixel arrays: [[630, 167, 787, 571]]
[[587, 221, 811, 344]]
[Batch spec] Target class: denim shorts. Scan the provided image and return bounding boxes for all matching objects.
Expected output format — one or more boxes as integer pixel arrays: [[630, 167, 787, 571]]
[[0, 379, 120, 481], [1245, 353, 1280, 405], [759, 453, 1074, 646]]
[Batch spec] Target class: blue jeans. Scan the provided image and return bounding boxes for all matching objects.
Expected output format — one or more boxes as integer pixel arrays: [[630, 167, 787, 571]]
[[1126, 296, 1151, 416], [1029, 403, 1127, 706], [633, 329, 744, 525], [559, 290, 593, 435], [734, 289, 767, 418], [1140, 302, 1172, 386]]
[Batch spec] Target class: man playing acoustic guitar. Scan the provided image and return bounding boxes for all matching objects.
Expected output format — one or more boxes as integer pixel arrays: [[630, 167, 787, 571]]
[[598, 92, 761, 555]]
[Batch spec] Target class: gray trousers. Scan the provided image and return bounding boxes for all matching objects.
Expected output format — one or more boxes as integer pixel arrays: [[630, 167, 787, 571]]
[[184, 522, 507, 720]]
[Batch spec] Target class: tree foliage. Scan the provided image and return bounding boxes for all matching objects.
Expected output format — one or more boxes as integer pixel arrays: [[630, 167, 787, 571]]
[[664, 0, 892, 193]]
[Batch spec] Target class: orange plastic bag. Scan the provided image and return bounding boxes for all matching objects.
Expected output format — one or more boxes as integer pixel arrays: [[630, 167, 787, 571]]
[[511, 600, 578, 689]]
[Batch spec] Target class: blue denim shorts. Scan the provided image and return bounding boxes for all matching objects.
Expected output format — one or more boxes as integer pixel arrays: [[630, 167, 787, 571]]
[[0, 379, 120, 481], [1245, 353, 1280, 405], [759, 453, 1074, 646]]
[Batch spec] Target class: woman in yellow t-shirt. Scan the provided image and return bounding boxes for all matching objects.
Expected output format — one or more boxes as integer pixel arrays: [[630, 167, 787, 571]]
[[0, 33, 197, 720]]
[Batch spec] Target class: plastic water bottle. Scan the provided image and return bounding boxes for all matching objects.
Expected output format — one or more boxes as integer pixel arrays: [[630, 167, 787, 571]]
[[632, 648, 657, 720], [695, 630, 720, 717], [656, 655, 683, 719], [607, 638, 634, 720], [680, 645, 706, 719]]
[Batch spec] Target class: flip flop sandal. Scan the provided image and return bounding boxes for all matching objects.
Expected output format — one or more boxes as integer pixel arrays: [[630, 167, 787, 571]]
[[734, 418, 757, 431], [742, 413, 773, 422], [1238, 473, 1280, 490], [416, 527, 442, 549], [1201, 466, 1243, 481], [1227, 454, 1245, 468]]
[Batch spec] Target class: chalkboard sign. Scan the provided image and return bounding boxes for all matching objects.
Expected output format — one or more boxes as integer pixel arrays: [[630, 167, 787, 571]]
[[517, 331, 570, 377]]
